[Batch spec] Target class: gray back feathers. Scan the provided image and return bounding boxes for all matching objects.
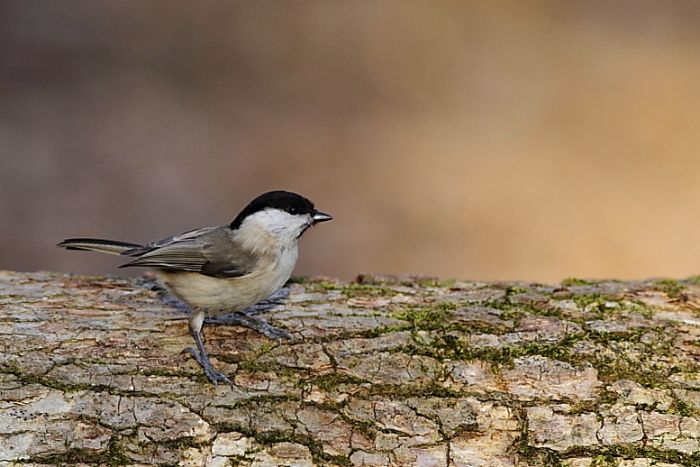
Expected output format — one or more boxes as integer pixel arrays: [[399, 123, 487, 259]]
[[58, 226, 256, 278]]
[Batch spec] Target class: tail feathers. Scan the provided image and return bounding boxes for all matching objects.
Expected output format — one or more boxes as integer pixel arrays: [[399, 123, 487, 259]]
[[57, 238, 144, 256]]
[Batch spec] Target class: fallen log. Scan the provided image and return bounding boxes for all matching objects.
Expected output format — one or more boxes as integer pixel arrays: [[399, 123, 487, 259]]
[[1, 271, 699, 466]]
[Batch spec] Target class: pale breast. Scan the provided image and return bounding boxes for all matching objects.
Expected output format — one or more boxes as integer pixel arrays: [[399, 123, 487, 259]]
[[159, 243, 299, 315]]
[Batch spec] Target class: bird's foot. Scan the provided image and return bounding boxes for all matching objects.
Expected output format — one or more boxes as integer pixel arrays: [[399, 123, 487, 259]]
[[205, 313, 293, 341], [183, 347, 231, 385]]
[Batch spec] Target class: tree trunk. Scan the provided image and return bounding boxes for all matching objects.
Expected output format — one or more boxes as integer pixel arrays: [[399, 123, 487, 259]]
[[1, 270, 699, 466]]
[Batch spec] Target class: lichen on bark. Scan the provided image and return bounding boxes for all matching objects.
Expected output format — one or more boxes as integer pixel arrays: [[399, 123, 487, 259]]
[[1, 270, 700, 466]]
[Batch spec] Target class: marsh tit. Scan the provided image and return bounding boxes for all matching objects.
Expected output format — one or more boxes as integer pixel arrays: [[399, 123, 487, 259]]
[[58, 190, 332, 384]]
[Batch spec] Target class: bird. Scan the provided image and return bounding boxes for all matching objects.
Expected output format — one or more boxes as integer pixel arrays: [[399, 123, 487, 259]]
[[57, 190, 332, 384]]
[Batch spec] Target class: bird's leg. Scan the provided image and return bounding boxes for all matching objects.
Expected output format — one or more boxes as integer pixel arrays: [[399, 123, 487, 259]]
[[206, 313, 292, 341], [205, 288, 292, 341], [183, 309, 232, 385]]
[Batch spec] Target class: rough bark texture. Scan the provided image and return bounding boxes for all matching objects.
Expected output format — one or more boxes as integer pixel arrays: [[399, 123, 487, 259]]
[[1, 271, 700, 466]]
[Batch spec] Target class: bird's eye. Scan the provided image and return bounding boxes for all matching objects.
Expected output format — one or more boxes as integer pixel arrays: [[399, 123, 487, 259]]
[[289, 207, 298, 214]]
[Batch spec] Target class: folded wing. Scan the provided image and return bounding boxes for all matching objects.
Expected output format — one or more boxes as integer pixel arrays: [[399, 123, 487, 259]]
[[120, 226, 255, 278]]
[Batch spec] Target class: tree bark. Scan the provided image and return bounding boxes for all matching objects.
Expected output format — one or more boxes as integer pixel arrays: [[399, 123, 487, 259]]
[[1, 270, 700, 466]]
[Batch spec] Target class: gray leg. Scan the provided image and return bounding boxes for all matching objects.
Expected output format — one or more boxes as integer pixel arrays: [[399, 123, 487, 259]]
[[205, 288, 292, 341], [206, 313, 292, 341], [183, 309, 232, 385]]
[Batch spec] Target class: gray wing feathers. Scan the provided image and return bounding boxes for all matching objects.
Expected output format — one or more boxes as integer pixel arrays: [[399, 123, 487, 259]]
[[120, 246, 208, 270], [149, 227, 218, 248], [119, 226, 254, 278]]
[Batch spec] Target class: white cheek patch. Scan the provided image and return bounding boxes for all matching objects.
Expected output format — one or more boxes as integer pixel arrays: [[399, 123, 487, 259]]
[[241, 209, 310, 239]]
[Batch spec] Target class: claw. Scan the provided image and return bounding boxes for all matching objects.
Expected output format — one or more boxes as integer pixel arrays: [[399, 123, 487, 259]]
[[184, 312, 232, 385], [183, 347, 231, 385], [179, 294, 291, 385], [260, 324, 293, 341]]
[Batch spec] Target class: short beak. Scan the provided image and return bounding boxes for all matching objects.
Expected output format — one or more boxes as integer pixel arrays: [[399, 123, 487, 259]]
[[312, 210, 333, 223]]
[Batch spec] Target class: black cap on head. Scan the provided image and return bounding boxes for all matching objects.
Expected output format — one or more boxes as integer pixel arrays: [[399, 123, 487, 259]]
[[230, 190, 317, 229]]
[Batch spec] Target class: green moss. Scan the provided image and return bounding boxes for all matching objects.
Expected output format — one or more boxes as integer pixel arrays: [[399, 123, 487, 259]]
[[161, 436, 208, 451], [561, 278, 595, 287], [670, 398, 698, 417], [594, 356, 672, 388], [401, 331, 585, 366], [419, 380, 464, 398], [1, 363, 85, 393], [340, 283, 396, 298], [583, 329, 677, 388], [568, 389, 619, 414], [495, 308, 525, 322], [301, 279, 407, 299], [487, 299, 564, 321], [590, 455, 616, 466], [501, 285, 528, 297], [286, 276, 312, 284], [512, 406, 564, 466], [303, 373, 369, 392], [289, 278, 342, 294], [515, 406, 700, 466], [565, 446, 700, 465], [568, 293, 619, 314], [253, 341, 277, 355], [364, 381, 462, 399], [561, 292, 654, 318], [654, 278, 686, 299], [484, 288, 586, 323], [582, 328, 664, 349], [348, 419, 378, 442], [214, 425, 352, 467], [413, 277, 451, 288], [221, 394, 303, 411], [0, 293, 30, 300], [227, 455, 254, 466], [486, 283, 654, 322], [354, 274, 453, 288], [523, 448, 564, 466], [399, 324, 680, 393], [1, 363, 162, 398], [312, 281, 343, 293], [391, 303, 456, 331], [28, 435, 129, 465]]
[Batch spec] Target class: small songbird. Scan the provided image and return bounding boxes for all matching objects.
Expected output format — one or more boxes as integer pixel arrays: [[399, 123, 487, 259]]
[[58, 190, 332, 384]]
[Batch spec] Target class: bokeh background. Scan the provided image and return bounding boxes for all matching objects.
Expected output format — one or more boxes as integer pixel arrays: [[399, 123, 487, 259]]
[[2, 1, 700, 282]]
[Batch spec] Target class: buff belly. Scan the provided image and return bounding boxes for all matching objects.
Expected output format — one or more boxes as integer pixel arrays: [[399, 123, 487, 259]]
[[159, 270, 285, 315]]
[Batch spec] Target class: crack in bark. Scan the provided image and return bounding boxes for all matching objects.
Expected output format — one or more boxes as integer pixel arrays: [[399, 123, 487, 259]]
[[2, 272, 700, 465]]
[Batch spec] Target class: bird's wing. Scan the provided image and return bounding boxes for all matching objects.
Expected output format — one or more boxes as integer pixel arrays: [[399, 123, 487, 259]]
[[120, 226, 255, 278]]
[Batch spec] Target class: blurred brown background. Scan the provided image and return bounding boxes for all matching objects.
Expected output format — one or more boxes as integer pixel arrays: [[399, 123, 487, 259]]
[[2, 1, 700, 283]]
